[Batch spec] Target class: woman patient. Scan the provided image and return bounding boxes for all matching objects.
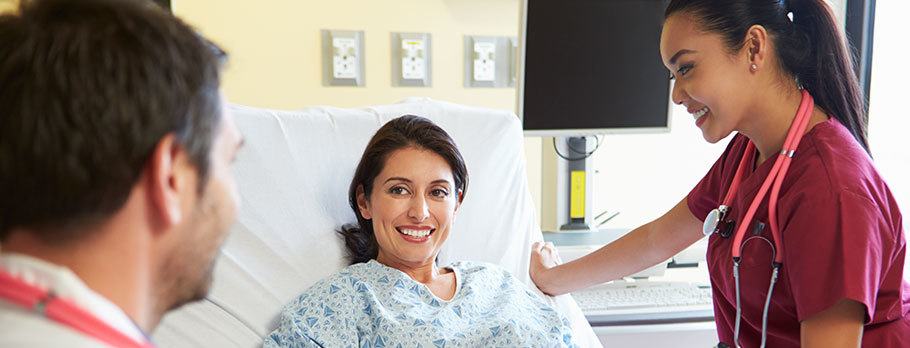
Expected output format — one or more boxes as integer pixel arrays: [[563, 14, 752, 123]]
[[264, 115, 576, 347]]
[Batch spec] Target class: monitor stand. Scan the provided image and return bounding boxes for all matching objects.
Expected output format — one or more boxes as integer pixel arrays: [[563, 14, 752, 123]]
[[558, 136, 597, 233]]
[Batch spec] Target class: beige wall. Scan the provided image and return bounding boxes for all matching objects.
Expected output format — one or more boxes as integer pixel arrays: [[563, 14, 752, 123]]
[[0, 0, 17, 13], [173, 0, 543, 218], [174, 0, 518, 109]]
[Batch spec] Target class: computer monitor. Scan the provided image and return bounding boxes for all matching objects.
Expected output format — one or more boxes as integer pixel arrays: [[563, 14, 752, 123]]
[[518, 0, 672, 136]]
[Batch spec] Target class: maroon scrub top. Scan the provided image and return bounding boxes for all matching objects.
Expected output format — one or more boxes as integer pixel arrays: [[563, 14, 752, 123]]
[[688, 118, 910, 347]]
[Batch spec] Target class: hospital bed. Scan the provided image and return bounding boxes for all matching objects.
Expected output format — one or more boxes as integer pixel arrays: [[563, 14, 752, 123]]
[[152, 98, 602, 347]]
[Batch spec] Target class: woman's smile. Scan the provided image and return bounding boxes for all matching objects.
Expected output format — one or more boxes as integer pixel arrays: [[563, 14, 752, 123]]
[[692, 106, 710, 127], [396, 225, 435, 243]]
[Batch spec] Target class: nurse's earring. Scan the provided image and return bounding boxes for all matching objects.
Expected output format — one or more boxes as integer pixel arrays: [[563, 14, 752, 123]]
[[748, 52, 758, 72], [748, 36, 760, 73]]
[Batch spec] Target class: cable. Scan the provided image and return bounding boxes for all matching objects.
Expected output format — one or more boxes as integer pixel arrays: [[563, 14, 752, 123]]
[[566, 137, 593, 155], [552, 135, 603, 161], [552, 136, 601, 160]]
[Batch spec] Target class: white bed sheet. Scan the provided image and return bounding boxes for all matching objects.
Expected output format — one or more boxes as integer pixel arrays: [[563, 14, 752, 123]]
[[153, 98, 600, 347]]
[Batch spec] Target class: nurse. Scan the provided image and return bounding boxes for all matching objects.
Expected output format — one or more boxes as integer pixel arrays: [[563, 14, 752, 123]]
[[530, 0, 910, 347]]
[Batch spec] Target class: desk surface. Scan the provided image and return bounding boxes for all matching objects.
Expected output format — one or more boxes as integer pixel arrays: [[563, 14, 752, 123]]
[[545, 229, 714, 326], [543, 228, 631, 246]]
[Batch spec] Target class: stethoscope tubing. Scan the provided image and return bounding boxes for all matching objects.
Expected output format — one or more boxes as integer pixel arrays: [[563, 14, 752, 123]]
[[724, 89, 815, 347], [730, 90, 814, 262]]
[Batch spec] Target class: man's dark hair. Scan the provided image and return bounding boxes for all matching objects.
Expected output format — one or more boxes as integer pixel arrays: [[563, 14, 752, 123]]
[[0, 0, 227, 242], [149, 0, 171, 12]]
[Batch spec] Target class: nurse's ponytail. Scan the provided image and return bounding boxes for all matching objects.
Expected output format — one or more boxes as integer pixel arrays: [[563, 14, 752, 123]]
[[786, 0, 868, 153], [666, 0, 869, 154]]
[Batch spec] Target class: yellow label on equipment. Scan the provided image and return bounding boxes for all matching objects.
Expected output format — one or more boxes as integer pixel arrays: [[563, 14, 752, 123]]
[[570, 170, 585, 218]]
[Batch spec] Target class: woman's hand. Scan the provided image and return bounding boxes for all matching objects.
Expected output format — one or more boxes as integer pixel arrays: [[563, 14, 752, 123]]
[[530, 241, 562, 296]]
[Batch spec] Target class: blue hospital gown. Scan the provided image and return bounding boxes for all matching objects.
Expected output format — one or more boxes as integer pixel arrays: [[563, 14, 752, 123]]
[[264, 260, 577, 348]]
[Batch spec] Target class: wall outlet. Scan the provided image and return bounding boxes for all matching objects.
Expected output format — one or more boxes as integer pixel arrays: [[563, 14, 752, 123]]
[[332, 37, 358, 79], [402, 39, 426, 79], [322, 30, 364, 86], [392, 32, 431, 87], [464, 36, 513, 88], [472, 41, 496, 82]]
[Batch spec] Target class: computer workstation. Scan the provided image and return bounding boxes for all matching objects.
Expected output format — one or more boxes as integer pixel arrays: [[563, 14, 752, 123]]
[[544, 229, 713, 327], [541, 228, 717, 346], [519, 0, 718, 345], [519, 0, 673, 232]]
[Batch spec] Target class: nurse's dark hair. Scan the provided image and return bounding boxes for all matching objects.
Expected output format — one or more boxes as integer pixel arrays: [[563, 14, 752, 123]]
[[665, 0, 869, 153], [339, 115, 468, 265], [0, 0, 227, 242]]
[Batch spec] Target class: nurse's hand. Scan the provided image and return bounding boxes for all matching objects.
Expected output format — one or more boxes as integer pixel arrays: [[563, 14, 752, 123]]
[[530, 241, 561, 296]]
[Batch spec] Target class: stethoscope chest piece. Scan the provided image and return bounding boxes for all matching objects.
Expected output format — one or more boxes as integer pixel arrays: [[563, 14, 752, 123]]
[[703, 208, 722, 236], [703, 206, 734, 238]]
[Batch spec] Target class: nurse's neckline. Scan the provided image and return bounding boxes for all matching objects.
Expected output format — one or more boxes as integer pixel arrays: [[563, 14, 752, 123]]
[[752, 109, 831, 168]]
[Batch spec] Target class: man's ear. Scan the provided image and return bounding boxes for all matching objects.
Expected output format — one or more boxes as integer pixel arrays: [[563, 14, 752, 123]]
[[356, 185, 372, 220], [147, 134, 195, 229]]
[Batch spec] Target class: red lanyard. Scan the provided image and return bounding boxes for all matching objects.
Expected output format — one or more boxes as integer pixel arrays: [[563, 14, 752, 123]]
[[0, 268, 155, 348], [724, 89, 815, 263]]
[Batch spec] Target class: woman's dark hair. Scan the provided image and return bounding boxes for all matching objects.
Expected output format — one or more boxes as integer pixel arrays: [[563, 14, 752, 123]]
[[665, 0, 869, 153], [338, 115, 469, 264]]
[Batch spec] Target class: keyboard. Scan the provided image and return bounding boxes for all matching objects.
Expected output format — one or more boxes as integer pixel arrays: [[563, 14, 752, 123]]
[[571, 281, 715, 326]]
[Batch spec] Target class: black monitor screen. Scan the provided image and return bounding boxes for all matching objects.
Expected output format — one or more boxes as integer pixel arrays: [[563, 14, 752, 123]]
[[521, 0, 671, 135]]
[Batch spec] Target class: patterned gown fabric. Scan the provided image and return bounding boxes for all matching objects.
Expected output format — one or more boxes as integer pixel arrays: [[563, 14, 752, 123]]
[[264, 260, 577, 348]]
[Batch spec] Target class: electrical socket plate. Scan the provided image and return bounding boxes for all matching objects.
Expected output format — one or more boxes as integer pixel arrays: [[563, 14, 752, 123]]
[[464, 36, 513, 88], [391, 32, 431, 87], [332, 37, 358, 79], [322, 30, 364, 86], [473, 41, 496, 82]]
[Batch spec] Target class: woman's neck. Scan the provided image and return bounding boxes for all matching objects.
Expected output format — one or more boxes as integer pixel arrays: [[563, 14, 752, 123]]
[[376, 253, 456, 300], [375, 254, 446, 282], [740, 87, 828, 165]]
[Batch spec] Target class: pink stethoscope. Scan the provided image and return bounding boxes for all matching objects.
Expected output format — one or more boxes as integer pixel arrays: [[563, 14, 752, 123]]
[[0, 267, 155, 348], [702, 89, 815, 348]]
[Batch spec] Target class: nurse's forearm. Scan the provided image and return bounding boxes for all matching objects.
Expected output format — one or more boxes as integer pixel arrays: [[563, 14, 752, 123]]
[[540, 223, 665, 295], [538, 198, 702, 295]]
